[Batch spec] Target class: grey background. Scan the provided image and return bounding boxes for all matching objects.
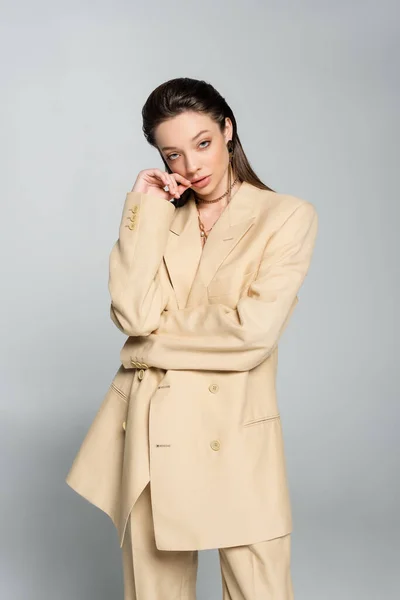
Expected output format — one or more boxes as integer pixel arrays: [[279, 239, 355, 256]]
[[1, 1, 398, 598]]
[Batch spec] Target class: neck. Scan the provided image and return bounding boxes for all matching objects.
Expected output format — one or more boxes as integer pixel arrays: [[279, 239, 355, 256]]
[[194, 170, 240, 212]]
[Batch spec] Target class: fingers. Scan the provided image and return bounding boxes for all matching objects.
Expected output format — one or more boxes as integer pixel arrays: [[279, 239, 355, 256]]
[[160, 172, 192, 199], [171, 172, 192, 196], [164, 173, 179, 198], [152, 170, 174, 197], [172, 173, 192, 186], [141, 169, 192, 200]]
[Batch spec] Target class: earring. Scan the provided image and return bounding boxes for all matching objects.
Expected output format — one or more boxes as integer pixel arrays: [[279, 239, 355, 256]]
[[227, 140, 234, 163]]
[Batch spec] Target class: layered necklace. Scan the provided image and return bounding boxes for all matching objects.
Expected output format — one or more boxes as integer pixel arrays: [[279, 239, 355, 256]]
[[193, 166, 239, 245]]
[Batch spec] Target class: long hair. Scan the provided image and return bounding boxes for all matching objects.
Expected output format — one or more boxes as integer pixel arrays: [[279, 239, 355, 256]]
[[141, 77, 275, 207]]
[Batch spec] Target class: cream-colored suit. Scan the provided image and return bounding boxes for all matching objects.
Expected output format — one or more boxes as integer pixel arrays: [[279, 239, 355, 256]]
[[66, 180, 318, 553]]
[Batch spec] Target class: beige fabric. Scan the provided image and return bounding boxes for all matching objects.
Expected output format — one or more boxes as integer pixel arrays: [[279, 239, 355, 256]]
[[66, 181, 318, 551], [121, 481, 294, 600], [122, 482, 198, 600]]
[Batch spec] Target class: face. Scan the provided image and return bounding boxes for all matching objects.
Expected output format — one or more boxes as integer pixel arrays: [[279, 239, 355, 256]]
[[155, 111, 233, 198]]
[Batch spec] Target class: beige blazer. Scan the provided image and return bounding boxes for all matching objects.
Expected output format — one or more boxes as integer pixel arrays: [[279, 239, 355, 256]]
[[65, 180, 318, 551]]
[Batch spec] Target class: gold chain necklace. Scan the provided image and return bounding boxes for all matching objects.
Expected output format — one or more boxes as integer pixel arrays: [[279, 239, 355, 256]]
[[194, 175, 239, 243], [194, 176, 239, 204]]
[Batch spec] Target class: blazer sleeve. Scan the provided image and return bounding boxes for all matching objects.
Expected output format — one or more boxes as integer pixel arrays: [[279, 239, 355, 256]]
[[120, 201, 318, 372], [108, 191, 176, 336]]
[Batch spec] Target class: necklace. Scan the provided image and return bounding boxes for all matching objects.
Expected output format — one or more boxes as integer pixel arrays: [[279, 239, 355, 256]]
[[194, 175, 239, 243], [194, 176, 239, 205]]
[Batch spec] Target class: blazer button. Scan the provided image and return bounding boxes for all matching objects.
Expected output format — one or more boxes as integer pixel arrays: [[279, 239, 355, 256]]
[[122, 421, 126, 431], [210, 440, 221, 451], [138, 369, 145, 380], [209, 383, 219, 393]]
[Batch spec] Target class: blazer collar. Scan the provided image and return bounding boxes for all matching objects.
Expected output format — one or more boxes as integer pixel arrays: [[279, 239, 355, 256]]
[[164, 180, 258, 309]]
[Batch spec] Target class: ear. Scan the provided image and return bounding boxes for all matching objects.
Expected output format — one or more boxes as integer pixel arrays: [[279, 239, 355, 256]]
[[223, 117, 233, 141]]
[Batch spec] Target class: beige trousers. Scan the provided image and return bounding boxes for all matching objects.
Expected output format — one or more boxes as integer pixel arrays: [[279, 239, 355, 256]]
[[121, 482, 294, 600]]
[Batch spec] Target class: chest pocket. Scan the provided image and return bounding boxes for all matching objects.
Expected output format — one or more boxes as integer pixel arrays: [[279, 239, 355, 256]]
[[207, 269, 258, 301]]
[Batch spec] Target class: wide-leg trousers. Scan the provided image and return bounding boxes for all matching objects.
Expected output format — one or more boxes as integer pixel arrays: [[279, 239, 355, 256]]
[[121, 482, 294, 600]]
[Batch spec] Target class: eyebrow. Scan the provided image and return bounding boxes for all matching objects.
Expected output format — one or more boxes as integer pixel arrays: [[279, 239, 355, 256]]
[[161, 130, 211, 151]]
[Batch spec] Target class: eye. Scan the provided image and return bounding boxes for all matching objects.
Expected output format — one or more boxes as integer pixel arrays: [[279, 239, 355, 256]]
[[166, 140, 210, 161]]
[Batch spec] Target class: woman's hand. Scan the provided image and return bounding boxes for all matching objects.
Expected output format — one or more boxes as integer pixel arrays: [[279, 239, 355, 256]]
[[131, 169, 192, 201]]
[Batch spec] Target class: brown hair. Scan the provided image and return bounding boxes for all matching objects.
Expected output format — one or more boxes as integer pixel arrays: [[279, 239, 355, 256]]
[[141, 77, 275, 207]]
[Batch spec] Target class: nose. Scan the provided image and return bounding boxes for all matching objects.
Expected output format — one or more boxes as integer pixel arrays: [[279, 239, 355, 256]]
[[184, 153, 200, 176]]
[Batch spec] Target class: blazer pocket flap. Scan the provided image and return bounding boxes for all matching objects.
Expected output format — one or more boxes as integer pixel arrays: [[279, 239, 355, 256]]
[[243, 414, 280, 427]]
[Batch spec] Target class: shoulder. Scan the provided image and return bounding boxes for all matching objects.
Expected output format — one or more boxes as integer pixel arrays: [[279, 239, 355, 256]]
[[245, 182, 317, 227]]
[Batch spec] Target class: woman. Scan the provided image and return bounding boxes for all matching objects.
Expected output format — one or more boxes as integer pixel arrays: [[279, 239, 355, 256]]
[[66, 77, 318, 599]]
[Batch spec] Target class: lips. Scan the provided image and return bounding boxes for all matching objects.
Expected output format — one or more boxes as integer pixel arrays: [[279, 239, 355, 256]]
[[191, 175, 211, 189], [192, 175, 210, 184]]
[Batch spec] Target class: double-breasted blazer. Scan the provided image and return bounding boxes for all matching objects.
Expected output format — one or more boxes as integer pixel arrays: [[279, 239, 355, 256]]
[[66, 180, 318, 551]]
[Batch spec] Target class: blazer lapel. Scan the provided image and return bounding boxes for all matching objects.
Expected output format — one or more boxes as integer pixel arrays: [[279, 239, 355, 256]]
[[164, 181, 257, 309], [163, 191, 203, 309], [195, 180, 257, 288]]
